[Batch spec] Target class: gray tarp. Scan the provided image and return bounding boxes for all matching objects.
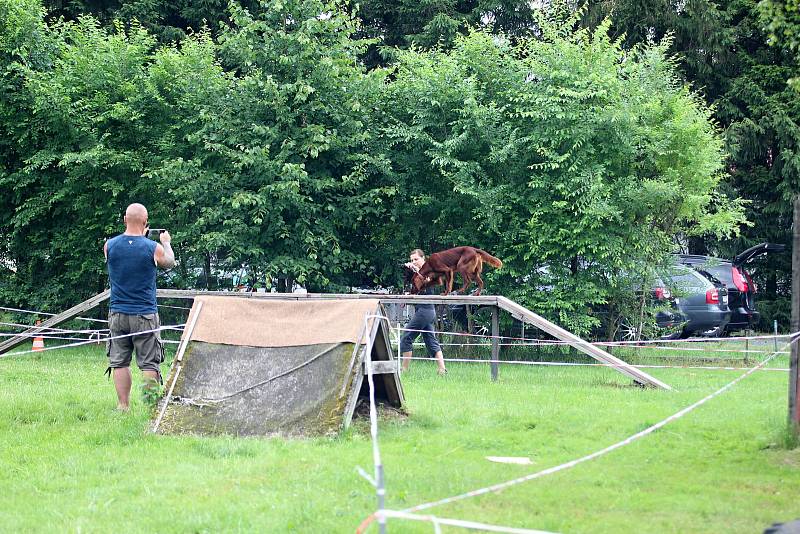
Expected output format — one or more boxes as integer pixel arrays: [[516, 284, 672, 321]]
[[157, 342, 359, 436]]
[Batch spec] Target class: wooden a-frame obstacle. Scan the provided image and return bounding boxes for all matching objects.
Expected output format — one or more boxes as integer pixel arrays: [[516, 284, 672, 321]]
[[0, 289, 672, 394], [152, 296, 402, 436]]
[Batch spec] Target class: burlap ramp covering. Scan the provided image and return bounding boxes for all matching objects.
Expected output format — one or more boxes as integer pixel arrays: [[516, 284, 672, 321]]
[[188, 296, 380, 347]]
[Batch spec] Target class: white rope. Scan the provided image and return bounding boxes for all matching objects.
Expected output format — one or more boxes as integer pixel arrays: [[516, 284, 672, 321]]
[[0, 333, 98, 342], [402, 356, 789, 372], [363, 313, 390, 534], [0, 320, 109, 334], [400, 337, 795, 514], [0, 328, 108, 337], [157, 303, 193, 310], [0, 325, 184, 357], [403, 340, 789, 355], [0, 305, 108, 323], [0, 323, 181, 338], [376, 509, 557, 533], [397, 325, 794, 345]]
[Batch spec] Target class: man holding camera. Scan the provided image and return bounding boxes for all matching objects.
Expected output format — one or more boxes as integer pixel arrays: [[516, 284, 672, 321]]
[[103, 203, 175, 411]]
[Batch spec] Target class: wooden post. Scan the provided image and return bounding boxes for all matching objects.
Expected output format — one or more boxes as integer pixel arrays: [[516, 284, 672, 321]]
[[789, 195, 800, 432], [491, 306, 499, 381]]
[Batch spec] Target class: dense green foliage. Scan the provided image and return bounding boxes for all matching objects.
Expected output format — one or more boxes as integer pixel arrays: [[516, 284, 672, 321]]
[[1, 0, 743, 337], [760, 0, 800, 87], [374, 20, 741, 333], [0, 0, 389, 308], [581, 0, 800, 330]]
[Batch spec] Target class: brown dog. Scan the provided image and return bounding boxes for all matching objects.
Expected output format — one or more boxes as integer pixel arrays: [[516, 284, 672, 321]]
[[411, 246, 502, 296]]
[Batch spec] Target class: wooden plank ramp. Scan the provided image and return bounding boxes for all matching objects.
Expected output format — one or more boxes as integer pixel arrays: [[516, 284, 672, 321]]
[[0, 289, 110, 355], [496, 296, 672, 390]]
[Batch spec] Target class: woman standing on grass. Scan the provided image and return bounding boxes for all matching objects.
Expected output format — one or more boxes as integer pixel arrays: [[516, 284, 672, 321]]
[[401, 249, 447, 375]]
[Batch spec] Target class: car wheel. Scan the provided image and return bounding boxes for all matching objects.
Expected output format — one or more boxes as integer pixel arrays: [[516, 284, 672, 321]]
[[615, 320, 642, 342], [470, 306, 493, 336]]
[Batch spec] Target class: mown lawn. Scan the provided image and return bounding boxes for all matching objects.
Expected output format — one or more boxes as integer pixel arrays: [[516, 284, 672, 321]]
[[1, 342, 799, 533]]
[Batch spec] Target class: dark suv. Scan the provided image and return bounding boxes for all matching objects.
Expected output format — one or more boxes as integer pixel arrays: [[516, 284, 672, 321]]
[[675, 243, 785, 334]]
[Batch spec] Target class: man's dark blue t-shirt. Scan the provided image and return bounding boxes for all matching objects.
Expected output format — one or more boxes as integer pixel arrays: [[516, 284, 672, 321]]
[[107, 234, 158, 314]]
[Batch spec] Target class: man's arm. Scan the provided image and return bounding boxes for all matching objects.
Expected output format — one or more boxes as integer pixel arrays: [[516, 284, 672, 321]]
[[154, 231, 176, 269]]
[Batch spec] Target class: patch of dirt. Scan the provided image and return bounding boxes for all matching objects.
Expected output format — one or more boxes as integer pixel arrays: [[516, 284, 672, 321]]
[[353, 398, 408, 422]]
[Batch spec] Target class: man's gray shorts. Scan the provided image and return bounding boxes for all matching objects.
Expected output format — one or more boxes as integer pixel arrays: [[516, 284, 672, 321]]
[[107, 312, 164, 377]]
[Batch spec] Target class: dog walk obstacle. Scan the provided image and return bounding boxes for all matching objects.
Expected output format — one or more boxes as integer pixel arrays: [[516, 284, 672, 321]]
[[151, 296, 403, 436], [0, 289, 671, 390]]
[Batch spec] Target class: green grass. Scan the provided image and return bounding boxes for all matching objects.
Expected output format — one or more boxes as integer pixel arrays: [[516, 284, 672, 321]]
[[1, 343, 799, 533]]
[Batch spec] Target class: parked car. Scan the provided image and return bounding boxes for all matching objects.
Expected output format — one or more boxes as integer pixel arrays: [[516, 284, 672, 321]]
[[661, 263, 730, 337], [675, 242, 785, 334]]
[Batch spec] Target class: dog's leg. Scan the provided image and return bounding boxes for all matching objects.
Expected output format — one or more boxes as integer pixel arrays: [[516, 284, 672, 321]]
[[458, 269, 473, 294], [474, 272, 484, 296], [457, 257, 481, 295], [444, 270, 455, 295]]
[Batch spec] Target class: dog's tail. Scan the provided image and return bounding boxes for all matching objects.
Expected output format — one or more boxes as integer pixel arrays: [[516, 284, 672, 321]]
[[476, 249, 503, 269]]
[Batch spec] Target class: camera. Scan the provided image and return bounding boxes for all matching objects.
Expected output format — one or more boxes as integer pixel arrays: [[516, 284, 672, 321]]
[[146, 228, 165, 240]]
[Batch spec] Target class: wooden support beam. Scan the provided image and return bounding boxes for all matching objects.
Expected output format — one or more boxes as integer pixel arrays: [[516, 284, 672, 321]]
[[0, 290, 110, 355], [790, 195, 799, 431], [364, 360, 399, 375], [156, 289, 499, 307], [491, 306, 499, 381]]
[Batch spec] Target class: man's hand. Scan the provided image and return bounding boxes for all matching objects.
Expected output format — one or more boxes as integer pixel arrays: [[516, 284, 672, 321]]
[[155, 230, 175, 269], [159, 230, 171, 245]]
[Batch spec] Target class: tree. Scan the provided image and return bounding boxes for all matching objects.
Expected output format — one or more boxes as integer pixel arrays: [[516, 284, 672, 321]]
[[759, 0, 800, 87], [582, 0, 800, 331], [374, 18, 744, 334], [162, 0, 389, 291], [351, 0, 539, 68], [40, 0, 262, 43]]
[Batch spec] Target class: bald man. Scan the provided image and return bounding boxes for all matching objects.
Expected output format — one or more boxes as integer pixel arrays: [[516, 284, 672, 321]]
[[103, 203, 175, 411]]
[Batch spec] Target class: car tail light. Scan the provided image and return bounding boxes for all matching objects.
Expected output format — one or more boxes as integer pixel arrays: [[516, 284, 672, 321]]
[[731, 266, 748, 292], [706, 288, 719, 304], [744, 271, 757, 293], [654, 287, 671, 300]]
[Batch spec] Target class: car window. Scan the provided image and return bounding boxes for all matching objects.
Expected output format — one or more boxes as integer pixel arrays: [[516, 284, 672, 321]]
[[663, 265, 712, 291], [699, 264, 732, 285]]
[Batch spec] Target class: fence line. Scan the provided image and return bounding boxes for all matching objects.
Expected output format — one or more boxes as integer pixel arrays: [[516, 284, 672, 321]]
[[398, 325, 791, 345], [404, 339, 789, 356], [402, 355, 789, 372], [0, 325, 184, 358], [358, 509, 558, 533]]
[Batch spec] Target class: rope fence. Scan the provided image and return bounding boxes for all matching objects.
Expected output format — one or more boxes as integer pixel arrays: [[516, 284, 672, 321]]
[[401, 355, 790, 372], [0, 325, 185, 358], [356, 334, 797, 532]]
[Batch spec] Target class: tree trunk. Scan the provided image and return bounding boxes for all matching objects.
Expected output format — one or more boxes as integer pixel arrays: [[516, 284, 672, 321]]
[[789, 195, 799, 432]]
